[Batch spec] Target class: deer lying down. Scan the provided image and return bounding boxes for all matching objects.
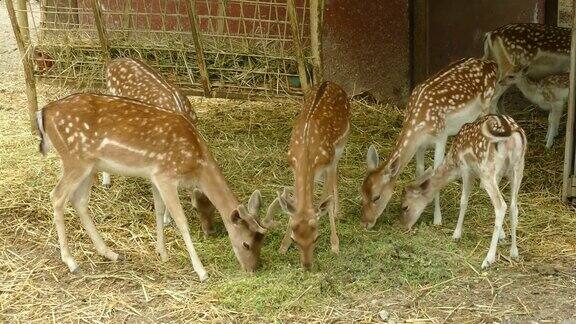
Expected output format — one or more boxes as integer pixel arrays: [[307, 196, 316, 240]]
[[37, 93, 274, 281], [402, 115, 526, 268], [499, 66, 569, 148]]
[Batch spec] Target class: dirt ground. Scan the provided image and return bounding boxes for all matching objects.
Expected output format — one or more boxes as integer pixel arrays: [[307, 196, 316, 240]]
[[1, 3, 576, 323]]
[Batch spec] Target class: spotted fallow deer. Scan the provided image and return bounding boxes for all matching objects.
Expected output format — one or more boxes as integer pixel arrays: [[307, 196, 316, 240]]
[[102, 57, 198, 189], [499, 66, 569, 148], [36, 93, 274, 282], [483, 23, 571, 112], [361, 58, 497, 229], [272, 81, 350, 270], [402, 114, 526, 268]]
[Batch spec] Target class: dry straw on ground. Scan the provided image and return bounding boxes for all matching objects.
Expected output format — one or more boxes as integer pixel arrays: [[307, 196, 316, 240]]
[[0, 79, 575, 322]]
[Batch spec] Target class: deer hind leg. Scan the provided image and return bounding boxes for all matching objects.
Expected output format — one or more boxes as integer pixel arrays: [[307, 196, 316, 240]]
[[70, 172, 122, 262], [101, 172, 111, 188], [151, 184, 168, 261], [480, 176, 507, 269], [433, 136, 447, 225], [162, 206, 172, 226], [153, 178, 208, 282], [51, 166, 93, 273], [545, 105, 563, 149], [453, 169, 472, 241], [508, 160, 524, 260]]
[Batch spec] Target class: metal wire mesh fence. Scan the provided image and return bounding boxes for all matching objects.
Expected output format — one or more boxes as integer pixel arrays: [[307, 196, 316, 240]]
[[18, 0, 316, 99]]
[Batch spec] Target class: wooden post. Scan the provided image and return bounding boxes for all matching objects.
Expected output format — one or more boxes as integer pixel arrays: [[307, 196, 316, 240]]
[[287, 0, 309, 91], [6, 0, 39, 135], [15, 0, 30, 44], [92, 0, 111, 61], [309, 0, 322, 84], [186, 0, 212, 97], [122, 0, 132, 36], [562, 0, 576, 202]]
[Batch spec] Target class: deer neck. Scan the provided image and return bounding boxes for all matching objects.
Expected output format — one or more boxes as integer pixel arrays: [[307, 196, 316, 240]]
[[515, 76, 539, 101], [425, 161, 460, 199], [196, 159, 240, 227], [381, 127, 425, 181], [293, 160, 315, 213]]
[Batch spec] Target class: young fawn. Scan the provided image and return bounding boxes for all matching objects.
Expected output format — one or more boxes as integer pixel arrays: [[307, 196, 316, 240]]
[[272, 81, 350, 269], [37, 94, 273, 281], [499, 66, 568, 148], [102, 57, 198, 189], [361, 58, 497, 229], [483, 23, 571, 113], [402, 115, 526, 268]]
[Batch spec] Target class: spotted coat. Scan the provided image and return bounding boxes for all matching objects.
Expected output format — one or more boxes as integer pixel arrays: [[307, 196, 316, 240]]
[[106, 58, 197, 122]]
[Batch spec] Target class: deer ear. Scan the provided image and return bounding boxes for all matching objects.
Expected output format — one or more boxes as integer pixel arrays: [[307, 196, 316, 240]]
[[389, 157, 400, 177], [278, 194, 296, 214], [230, 209, 242, 225], [316, 195, 332, 217], [419, 179, 431, 191], [247, 190, 262, 215], [367, 145, 379, 171]]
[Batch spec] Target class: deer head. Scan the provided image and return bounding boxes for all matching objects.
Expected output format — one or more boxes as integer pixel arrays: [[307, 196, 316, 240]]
[[361, 145, 400, 229], [276, 190, 332, 269]]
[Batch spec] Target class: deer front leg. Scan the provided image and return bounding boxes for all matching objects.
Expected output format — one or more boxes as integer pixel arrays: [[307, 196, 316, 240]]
[[433, 136, 447, 225], [545, 105, 563, 149], [324, 163, 340, 254], [415, 147, 426, 177], [279, 221, 293, 254], [480, 176, 507, 269], [490, 83, 508, 115], [154, 179, 208, 282], [453, 170, 471, 241], [71, 173, 122, 262], [162, 208, 172, 226], [101, 172, 111, 188], [151, 185, 168, 261]]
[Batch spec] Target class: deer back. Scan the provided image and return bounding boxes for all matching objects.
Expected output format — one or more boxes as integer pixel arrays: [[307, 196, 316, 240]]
[[288, 81, 351, 170], [106, 58, 197, 122], [42, 93, 204, 178]]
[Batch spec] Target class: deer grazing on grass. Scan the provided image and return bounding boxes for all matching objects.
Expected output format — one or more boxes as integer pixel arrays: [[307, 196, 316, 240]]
[[483, 23, 571, 113], [402, 114, 526, 268], [361, 58, 497, 229], [102, 57, 198, 189], [499, 66, 569, 148], [37, 93, 274, 282], [271, 81, 350, 269]]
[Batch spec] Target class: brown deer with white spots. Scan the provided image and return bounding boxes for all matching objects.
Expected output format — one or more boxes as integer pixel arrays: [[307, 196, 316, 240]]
[[402, 115, 526, 268], [499, 66, 569, 148], [102, 58, 198, 189], [361, 58, 497, 229], [271, 81, 350, 270], [36, 93, 274, 282], [483, 23, 571, 113]]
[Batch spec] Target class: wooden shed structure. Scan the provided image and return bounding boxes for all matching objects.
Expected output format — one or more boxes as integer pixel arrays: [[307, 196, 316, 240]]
[[6, 0, 576, 202]]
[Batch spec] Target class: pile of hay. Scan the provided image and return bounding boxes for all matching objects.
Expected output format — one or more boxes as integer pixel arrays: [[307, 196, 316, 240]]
[[1, 80, 575, 321]]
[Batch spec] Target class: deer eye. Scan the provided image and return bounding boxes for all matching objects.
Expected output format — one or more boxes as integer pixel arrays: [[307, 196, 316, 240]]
[[372, 195, 381, 203]]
